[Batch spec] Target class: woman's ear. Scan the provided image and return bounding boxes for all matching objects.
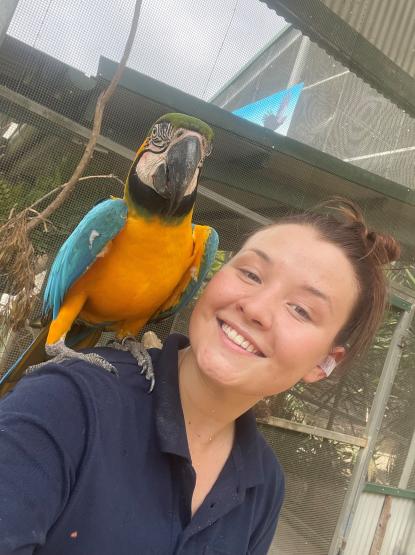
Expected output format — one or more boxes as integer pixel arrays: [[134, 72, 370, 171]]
[[331, 345, 347, 365], [303, 346, 347, 383]]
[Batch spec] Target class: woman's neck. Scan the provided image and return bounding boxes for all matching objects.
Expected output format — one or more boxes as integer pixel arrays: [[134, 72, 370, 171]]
[[178, 347, 257, 447]]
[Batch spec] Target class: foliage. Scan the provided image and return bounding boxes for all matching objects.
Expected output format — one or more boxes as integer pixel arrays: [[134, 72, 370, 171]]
[[0, 150, 78, 221], [386, 265, 415, 292]]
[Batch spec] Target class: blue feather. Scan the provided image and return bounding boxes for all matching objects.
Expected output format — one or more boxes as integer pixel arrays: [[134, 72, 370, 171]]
[[43, 198, 128, 319]]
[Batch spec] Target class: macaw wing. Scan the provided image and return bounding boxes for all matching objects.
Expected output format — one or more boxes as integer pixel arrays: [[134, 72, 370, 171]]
[[43, 198, 128, 320], [150, 225, 219, 323]]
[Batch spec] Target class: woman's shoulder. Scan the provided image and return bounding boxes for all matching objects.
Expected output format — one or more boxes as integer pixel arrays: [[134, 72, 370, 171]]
[[1, 346, 154, 426]]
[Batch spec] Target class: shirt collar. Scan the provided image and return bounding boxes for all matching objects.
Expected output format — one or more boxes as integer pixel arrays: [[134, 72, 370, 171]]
[[233, 409, 265, 488], [152, 333, 190, 460], [152, 333, 265, 487]]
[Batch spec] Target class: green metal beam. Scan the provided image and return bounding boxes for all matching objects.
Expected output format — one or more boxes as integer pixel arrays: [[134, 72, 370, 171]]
[[364, 483, 415, 501], [98, 57, 415, 207], [389, 282, 415, 311], [390, 294, 413, 312]]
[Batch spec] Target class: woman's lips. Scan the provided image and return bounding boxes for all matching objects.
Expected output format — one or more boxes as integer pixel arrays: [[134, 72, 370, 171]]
[[217, 319, 265, 357]]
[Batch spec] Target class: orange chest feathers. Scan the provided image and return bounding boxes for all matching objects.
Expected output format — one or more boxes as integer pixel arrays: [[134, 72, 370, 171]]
[[76, 213, 195, 320]]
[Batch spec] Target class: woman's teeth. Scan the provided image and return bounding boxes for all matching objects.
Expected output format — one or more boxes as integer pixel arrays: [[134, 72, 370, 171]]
[[221, 322, 260, 355]]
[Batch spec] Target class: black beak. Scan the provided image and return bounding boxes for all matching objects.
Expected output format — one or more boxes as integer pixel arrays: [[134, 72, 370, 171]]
[[152, 136, 202, 215]]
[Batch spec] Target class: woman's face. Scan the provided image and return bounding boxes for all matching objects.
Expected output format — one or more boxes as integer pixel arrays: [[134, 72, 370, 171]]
[[189, 224, 359, 398]]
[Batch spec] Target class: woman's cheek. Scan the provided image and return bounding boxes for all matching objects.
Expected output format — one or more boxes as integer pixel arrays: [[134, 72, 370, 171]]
[[207, 266, 238, 296]]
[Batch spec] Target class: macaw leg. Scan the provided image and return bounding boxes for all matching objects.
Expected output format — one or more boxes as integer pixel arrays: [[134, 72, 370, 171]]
[[46, 291, 87, 344], [109, 318, 155, 391], [28, 292, 118, 376], [111, 337, 155, 392]]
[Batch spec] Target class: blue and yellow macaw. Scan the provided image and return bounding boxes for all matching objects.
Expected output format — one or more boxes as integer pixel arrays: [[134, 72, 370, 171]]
[[0, 113, 218, 396]]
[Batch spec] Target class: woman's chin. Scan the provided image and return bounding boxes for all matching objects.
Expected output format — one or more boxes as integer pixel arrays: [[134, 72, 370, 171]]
[[196, 346, 245, 388]]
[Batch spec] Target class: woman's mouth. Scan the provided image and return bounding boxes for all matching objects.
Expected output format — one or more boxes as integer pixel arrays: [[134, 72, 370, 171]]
[[218, 319, 265, 357]]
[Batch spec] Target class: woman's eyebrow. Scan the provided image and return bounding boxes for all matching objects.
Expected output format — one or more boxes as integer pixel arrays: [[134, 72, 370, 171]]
[[244, 248, 272, 263], [301, 285, 333, 313]]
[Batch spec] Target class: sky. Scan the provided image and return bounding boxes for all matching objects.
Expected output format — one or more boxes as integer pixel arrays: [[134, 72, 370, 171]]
[[8, 0, 287, 100]]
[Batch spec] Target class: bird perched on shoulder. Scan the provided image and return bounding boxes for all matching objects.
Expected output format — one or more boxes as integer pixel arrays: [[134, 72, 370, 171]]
[[0, 113, 218, 396]]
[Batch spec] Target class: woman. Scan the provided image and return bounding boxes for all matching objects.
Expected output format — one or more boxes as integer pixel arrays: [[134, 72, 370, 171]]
[[0, 199, 400, 554]]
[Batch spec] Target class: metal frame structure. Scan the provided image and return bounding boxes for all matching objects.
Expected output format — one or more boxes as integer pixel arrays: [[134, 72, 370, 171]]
[[329, 305, 415, 554]]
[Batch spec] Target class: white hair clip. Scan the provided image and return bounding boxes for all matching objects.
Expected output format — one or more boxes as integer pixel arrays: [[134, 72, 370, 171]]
[[318, 355, 337, 377]]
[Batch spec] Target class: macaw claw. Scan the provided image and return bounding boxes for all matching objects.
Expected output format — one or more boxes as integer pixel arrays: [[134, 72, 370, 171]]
[[110, 336, 155, 392], [26, 340, 119, 376]]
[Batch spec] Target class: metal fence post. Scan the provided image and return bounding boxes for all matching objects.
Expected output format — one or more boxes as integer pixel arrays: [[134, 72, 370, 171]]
[[287, 35, 310, 88], [0, 0, 19, 47], [328, 305, 415, 555]]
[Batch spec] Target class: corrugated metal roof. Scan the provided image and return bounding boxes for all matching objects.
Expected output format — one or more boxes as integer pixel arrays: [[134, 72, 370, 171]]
[[322, 0, 415, 78], [259, 0, 415, 118]]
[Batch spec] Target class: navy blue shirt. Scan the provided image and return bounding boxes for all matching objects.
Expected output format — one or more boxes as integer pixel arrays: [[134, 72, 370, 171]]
[[0, 334, 284, 554]]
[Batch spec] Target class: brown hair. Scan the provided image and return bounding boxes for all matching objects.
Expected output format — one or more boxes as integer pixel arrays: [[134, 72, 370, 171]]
[[257, 198, 400, 367]]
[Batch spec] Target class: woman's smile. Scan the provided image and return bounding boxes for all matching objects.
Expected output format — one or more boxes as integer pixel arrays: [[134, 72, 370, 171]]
[[217, 318, 265, 357]]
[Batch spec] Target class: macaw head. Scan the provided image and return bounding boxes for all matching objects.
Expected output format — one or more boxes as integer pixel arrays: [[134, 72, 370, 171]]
[[125, 113, 213, 219]]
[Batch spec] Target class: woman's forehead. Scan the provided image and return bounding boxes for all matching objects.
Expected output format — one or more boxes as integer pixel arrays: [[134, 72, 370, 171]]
[[242, 224, 357, 285], [243, 223, 320, 250]]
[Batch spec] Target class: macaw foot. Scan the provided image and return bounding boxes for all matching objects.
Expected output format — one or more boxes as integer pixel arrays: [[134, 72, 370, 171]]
[[109, 336, 155, 393], [26, 340, 118, 376]]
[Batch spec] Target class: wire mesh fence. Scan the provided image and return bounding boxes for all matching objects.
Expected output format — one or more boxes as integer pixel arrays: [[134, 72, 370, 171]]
[[261, 426, 360, 555], [0, 1, 414, 554]]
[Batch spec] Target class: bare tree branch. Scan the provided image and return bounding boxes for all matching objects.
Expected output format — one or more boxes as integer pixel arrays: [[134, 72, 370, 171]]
[[26, 0, 142, 232], [28, 174, 124, 213]]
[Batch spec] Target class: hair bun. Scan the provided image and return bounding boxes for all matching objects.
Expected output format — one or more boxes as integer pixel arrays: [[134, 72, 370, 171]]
[[365, 230, 401, 264], [314, 197, 400, 265]]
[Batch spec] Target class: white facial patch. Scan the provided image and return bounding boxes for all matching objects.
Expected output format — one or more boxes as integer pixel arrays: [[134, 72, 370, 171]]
[[136, 151, 166, 189]]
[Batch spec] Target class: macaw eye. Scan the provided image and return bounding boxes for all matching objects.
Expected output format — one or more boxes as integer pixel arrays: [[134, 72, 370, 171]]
[[149, 123, 173, 150]]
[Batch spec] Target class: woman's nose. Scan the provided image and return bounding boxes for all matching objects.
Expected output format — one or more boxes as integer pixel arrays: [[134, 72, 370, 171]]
[[236, 292, 274, 329]]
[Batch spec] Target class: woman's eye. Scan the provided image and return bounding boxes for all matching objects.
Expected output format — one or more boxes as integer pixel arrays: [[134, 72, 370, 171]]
[[290, 304, 311, 321], [239, 269, 261, 283]]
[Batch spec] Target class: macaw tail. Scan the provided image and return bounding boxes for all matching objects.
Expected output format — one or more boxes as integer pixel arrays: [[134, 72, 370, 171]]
[[0, 324, 103, 398], [0, 326, 49, 397]]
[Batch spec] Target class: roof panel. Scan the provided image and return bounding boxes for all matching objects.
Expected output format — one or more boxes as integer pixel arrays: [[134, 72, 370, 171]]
[[260, 0, 415, 117], [323, 0, 415, 77]]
